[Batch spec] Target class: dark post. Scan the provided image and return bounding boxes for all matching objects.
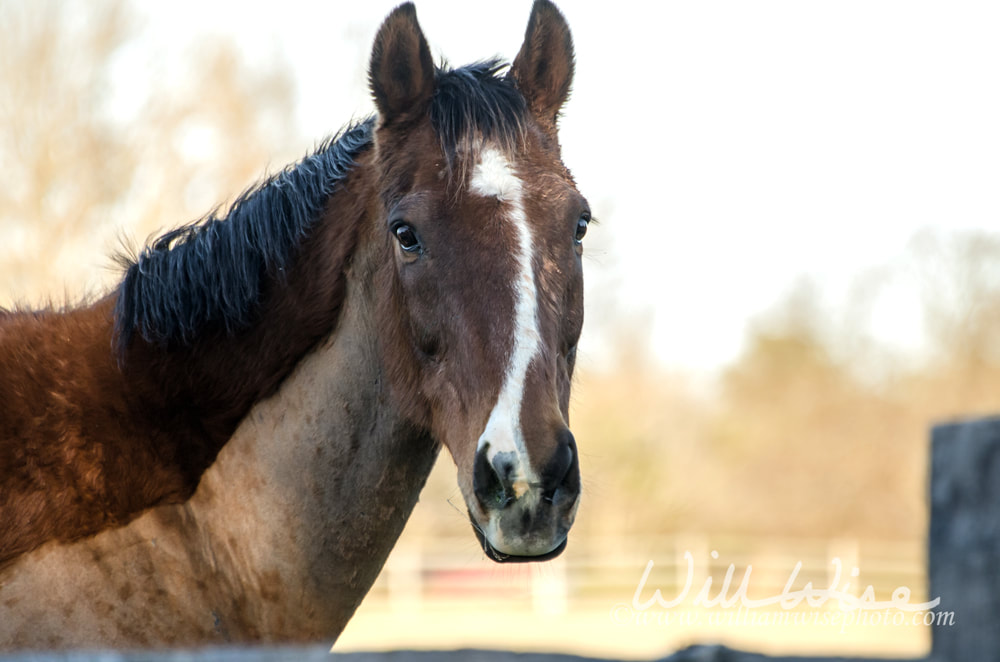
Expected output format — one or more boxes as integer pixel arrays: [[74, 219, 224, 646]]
[[929, 416, 1000, 661]]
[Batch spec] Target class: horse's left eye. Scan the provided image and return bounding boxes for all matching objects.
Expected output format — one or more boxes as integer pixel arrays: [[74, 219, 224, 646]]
[[574, 215, 589, 244], [394, 224, 422, 253]]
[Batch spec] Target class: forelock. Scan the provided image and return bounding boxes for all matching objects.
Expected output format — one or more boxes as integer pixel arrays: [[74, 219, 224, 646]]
[[429, 59, 528, 171]]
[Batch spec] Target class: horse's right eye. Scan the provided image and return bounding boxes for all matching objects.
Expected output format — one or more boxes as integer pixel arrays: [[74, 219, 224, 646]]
[[394, 224, 422, 253]]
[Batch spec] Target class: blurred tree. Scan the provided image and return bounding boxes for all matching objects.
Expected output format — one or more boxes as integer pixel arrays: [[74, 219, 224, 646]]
[[0, 0, 298, 306], [705, 280, 926, 539], [692, 231, 1000, 540], [905, 230, 1000, 418]]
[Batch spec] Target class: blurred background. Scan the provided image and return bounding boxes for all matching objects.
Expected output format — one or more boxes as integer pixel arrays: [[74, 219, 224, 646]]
[[2, 0, 998, 658]]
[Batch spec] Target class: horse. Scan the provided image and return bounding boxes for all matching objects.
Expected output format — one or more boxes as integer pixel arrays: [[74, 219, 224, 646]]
[[0, 0, 587, 650]]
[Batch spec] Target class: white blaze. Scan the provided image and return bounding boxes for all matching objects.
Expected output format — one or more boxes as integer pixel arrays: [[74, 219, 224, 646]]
[[471, 147, 541, 487]]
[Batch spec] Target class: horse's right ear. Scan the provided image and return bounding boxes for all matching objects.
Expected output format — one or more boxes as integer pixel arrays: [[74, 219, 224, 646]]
[[369, 3, 436, 125]]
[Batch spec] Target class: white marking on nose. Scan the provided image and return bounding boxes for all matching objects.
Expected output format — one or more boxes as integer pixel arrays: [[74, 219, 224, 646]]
[[471, 147, 541, 486]]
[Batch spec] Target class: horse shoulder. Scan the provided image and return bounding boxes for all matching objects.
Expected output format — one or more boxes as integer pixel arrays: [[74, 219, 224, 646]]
[[0, 299, 192, 566]]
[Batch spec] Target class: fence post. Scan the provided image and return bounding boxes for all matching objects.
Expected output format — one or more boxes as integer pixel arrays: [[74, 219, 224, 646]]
[[929, 416, 1000, 661]]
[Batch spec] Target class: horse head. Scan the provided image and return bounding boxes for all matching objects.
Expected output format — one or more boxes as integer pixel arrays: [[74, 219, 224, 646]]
[[369, 1, 587, 562]]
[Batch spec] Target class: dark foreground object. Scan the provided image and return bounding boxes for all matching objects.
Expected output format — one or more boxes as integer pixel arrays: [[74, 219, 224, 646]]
[[0, 644, 885, 662], [928, 416, 1000, 661]]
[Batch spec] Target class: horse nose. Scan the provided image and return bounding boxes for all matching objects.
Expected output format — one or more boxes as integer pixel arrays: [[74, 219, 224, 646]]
[[541, 428, 579, 505], [473, 429, 579, 511]]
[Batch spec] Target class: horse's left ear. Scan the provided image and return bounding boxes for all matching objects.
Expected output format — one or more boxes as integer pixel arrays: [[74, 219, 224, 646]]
[[369, 3, 436, 125], [509, 0, 575, 129]]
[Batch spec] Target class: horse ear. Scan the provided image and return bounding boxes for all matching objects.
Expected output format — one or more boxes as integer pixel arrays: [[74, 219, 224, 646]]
[[509, 0, 575, 128], [369, 3, 436, 125]]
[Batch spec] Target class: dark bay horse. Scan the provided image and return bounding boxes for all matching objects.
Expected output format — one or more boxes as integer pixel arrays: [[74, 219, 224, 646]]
[[0, 0, 587, 649]]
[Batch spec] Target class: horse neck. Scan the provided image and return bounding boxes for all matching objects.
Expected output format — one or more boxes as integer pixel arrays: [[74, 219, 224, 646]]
[[177, 230, 440, 638]]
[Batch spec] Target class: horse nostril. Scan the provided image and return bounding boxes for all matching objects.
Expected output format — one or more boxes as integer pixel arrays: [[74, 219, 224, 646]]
[[473, 447, 512, 510], [542, 429, 579, 504]]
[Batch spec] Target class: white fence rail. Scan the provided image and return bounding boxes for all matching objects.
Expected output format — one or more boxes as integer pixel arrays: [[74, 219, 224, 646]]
[[362, 534, 927, 615]]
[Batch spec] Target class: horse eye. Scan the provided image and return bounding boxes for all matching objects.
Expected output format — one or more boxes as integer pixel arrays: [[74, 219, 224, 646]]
[[574, 215, 589, 244], [394, 224, 422, 253]]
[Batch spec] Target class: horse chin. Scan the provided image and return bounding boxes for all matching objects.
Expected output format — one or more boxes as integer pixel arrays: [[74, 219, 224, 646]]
[[469, 515, 568, 564]]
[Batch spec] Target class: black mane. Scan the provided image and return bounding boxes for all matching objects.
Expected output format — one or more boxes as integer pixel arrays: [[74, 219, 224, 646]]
[[114, 61, 526, 355], [430, 58, 528, 167], [113, 118, 374, 354]]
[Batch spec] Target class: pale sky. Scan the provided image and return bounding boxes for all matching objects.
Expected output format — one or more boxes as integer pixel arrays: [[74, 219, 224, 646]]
[[130, 1, 1000, 375]]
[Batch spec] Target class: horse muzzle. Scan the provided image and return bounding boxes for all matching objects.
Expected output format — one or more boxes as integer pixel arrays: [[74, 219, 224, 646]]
[[469, 427, 580, 562]]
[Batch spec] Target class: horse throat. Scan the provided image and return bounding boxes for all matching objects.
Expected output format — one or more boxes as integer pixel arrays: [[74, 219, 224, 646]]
[[176, 236, 441, 640]]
